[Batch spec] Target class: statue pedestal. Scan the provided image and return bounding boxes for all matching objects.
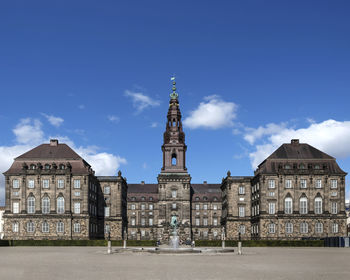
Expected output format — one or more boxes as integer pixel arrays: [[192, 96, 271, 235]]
[[169, 235, 179, 249]]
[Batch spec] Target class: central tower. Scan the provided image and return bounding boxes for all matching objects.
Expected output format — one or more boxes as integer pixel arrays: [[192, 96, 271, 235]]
[[161, 78, 187, 173], [157, 77, 191, 243]]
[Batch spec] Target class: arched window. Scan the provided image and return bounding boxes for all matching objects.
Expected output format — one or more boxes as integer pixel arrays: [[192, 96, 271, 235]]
[[299, 197, 308, 214], [27, 196, 35, 214], [314, 197, 323, 214], [203, 196, 208, 201], [57, 221, 64, 233], [300, 222, 308, 233], [27, 221, 35, 232], [284, 197, 293, 214], [195, 197, 199, 201], [141, 196, 145, 201], [44, 164, 50, 170], [42, 221, 49, 233], [171, 153, 177, 166], [74, 222, 81, 233], [299, 164, 306, 169], [172, 118, 176, 127], [131, 197, 136, 201], [42, 196, 50, 214], [57, 197, 65, 214], [213, 196, 218, 201]]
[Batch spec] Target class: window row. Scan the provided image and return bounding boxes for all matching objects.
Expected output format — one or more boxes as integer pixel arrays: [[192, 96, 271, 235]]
[[12, 198, 83, 214], [12, 221, 82, 233], [12, 179, 81, 189], [26, 163, 67, 170], [268, 179, 338, 189], [267, 200, 338, 215], [194, 217, 219, 226], [267, 222, 339, 234], [194, 204, 219, 211], [130, 218, 154, 226], [130, 204, 154, 210]]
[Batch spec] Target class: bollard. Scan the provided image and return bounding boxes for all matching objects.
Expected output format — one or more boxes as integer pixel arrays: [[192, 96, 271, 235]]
[[123, 239, 126, 249], [222, 239, 225, 249], [238, 241, 242, 255], [107, 240, 112, 254]]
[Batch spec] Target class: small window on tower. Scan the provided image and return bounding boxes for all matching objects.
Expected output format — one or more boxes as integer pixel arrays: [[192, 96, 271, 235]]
[[173, 119, 176, 127], [171, 153, 177, 166]]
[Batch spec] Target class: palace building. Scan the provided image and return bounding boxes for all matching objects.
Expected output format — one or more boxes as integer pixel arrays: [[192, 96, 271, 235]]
[[2, 80, 348, 241]]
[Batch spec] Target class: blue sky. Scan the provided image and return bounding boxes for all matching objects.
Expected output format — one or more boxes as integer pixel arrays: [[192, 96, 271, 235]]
[[0, 0, 350, 205]]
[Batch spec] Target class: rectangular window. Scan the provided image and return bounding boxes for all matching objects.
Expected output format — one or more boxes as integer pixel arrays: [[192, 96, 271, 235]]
[[213, 204, 218, 210], [141, 218, 145, 226], [331, 191, 337, 197], [239, 206, 245, 217], [195, 204, 200, 210], [141, 230, 145, 237], [268, 202, 276, 215], [195, 218, 200, 226], [74, 223, 81, 233], [13, 202, 19, 214], [149, 218, 153, 226], [239, 225, 246, 234], [203, 204, 208, 210], [239, 186, 245, 194], [74, 202, 81, 214], [300, 179, 307, 188], [105, 224, 110, 234], [141, 204, 146, 210], [315, 179, 322, 189], [73, 180, 81, 189], [213, 231, 218, 237], [330, 179, 338, 189], [268, 192, 275, 197], [285, 179, 292, 189], [28, 179, 35, 189], [299, 199, 308, 214], [104, 207, 110, 217], [331, 202, 338, 214], [12, 222, 19, 233], [57, 179, 64, 188], [131, 204, 136, 210], [285, 199, 292, 214], [332, 223, 338, 233], [42, 179, 49, 189], [12, 179, 19, 188], [213, 218, 218, 226], [315, 222, 323, 233], [172, 203, 176, 209], [268, 180, 275, 189], [268, 223, 275, 234], [315, 199, 322, 214], [74, 191, 80, 197], [171, 190, 177, 198], [285, 222, 293, 234], [131, 218, 136, 226], [203, 218, 208, 226], [104, 186, 111, 194]]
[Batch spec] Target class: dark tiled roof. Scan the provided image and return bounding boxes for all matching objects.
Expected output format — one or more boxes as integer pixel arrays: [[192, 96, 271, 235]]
[[191, 184, 221, 193], [267, 142, 334, 161], [97, 176, 119, 181], [127, 184, 158, 193], [16, 144, 82, 160]]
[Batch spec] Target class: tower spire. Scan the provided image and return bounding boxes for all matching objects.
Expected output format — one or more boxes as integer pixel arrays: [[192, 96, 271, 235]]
[[161, 77, 187, 173]]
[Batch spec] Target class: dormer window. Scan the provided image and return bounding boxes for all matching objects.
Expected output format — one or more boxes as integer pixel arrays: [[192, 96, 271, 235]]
[[195, 197, 199, 201], [141, 196, 145, 201], [131, 197, 136, 201], [44, 164, 50, 170], [299, 164, 306, 169], [59, 164, 65, 170], [30, 164, 36, 170], [203, 196, 208, 201], [314, 164, 320, 169], [284, 164, 291, 169]]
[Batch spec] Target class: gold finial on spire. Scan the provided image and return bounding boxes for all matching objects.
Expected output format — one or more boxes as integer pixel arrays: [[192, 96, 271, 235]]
[[170, 75, 178, 99]]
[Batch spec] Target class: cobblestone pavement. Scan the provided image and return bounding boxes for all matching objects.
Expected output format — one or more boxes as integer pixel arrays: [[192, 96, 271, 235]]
[[0, 247, 349, 280]]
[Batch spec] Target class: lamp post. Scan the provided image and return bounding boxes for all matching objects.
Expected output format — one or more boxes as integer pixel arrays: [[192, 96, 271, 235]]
[[221, 226, 225, 249]]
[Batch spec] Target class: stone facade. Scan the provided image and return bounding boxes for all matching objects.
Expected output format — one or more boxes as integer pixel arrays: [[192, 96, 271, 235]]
[[2, 81, 348, 241]]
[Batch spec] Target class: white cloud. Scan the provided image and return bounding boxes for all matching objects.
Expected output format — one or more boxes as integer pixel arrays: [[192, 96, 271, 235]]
[[124, 90, 160, 113], [244, 122, 288, 145], [246, 119, 350, 169], [0, 118, 127, 205], [151, 122, 158, 128], [12, 118, 44, 145], [183, 95, 237, 129], [42, 113, 64, 127], [107, 115, 120, 123]]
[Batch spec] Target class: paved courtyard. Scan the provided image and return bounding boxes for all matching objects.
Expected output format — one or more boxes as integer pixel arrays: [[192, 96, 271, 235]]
[[0, 246, 349, 280]]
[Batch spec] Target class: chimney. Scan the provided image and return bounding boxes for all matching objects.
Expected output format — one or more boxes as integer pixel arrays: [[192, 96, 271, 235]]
[[203, 181, 207, 184], [141, 181, 145, 185], [291, 139, 299, 145], [50, 139, 58, 146]]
